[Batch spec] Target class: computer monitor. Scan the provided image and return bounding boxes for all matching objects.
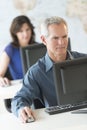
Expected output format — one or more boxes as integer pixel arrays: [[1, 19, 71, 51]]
[[53, 57, 87, 106], [67, 37, 71, 51], [20, 43, 47, 75], [20, 43, 47, 109]]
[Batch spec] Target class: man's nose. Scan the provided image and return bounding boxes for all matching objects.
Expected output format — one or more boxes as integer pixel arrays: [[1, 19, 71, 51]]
[[57, 38, 64, 45]]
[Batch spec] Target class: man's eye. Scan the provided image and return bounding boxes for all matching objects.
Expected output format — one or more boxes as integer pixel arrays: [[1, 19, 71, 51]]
[[53, 37, 59, 40], [63, 36, 67, 39]]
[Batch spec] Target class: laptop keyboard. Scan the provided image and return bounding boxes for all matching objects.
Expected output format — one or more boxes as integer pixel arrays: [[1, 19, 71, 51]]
[[45, 102, 87, 115]]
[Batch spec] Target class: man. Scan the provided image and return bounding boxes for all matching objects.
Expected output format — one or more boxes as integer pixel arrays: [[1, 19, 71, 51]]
[[11, 16, 86, 123]]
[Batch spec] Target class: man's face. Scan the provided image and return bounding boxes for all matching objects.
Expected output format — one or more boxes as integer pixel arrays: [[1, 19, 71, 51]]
[[44, 23, 68, 60]]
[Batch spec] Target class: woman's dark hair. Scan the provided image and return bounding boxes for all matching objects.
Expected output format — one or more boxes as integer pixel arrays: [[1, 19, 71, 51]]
[[10, 15, 35, 47]]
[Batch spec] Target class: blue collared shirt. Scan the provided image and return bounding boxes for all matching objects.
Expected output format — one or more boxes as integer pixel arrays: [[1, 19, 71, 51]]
[[11, 51, 87, 116]]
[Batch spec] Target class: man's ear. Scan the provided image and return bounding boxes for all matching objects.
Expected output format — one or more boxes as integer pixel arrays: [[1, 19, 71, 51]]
[[40, 35, 47, 46]]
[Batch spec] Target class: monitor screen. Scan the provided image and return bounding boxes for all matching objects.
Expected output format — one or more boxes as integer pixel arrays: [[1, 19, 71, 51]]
[[20, 43, 47, 75], [53, 57, 87, 106]]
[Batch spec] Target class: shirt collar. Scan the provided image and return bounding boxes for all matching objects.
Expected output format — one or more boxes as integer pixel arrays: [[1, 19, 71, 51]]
[[45, 50, 74, 72], [45, 53, 53, 72], [67, 50, 74, 60]]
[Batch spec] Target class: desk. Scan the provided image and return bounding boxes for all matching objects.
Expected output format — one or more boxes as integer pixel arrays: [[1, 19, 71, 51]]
[[0, 108, 87, 130], [0, 81, 22, 113], [0, 82, 22, 99]]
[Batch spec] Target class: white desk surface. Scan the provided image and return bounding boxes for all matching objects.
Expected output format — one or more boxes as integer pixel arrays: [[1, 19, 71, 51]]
[[0, 81, 22, 99], [0, 108, 87, 130], [0, 81, 87, 130]]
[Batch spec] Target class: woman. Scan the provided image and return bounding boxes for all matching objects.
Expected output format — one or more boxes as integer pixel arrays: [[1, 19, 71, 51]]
[[0, 15, 35, 86]]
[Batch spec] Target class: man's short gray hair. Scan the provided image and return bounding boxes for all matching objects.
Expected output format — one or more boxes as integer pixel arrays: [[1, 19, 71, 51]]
[[40, 16, 68, 37]]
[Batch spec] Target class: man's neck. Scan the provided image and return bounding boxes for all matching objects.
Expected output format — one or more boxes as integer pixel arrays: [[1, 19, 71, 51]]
[[49, 52, 67, 63]]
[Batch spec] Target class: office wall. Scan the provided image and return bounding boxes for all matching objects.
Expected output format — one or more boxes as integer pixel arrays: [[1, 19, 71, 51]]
[[0, 0, 87, 53]]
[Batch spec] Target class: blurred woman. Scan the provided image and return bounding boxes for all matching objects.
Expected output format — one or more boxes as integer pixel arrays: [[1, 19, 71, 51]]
[[0, 15, 35, 86]]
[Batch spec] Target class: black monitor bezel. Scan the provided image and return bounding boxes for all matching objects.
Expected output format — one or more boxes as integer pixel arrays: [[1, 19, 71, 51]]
[[20, 43, 47, 75], [53, 57, 87, 106]]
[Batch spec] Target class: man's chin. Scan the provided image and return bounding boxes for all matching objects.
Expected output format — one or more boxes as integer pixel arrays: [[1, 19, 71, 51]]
[[55, 50, 67, 56]]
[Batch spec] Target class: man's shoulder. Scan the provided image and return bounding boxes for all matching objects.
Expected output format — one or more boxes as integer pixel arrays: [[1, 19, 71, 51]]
[[70, 51, 87, 58], [29, 56, 46, 72]]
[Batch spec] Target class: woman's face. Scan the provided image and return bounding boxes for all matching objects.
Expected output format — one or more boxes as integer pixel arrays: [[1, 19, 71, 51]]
[[16, 23, 32, 47]]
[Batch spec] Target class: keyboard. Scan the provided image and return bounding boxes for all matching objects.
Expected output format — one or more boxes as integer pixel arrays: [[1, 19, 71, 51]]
[[45, 103, 87, 115]]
